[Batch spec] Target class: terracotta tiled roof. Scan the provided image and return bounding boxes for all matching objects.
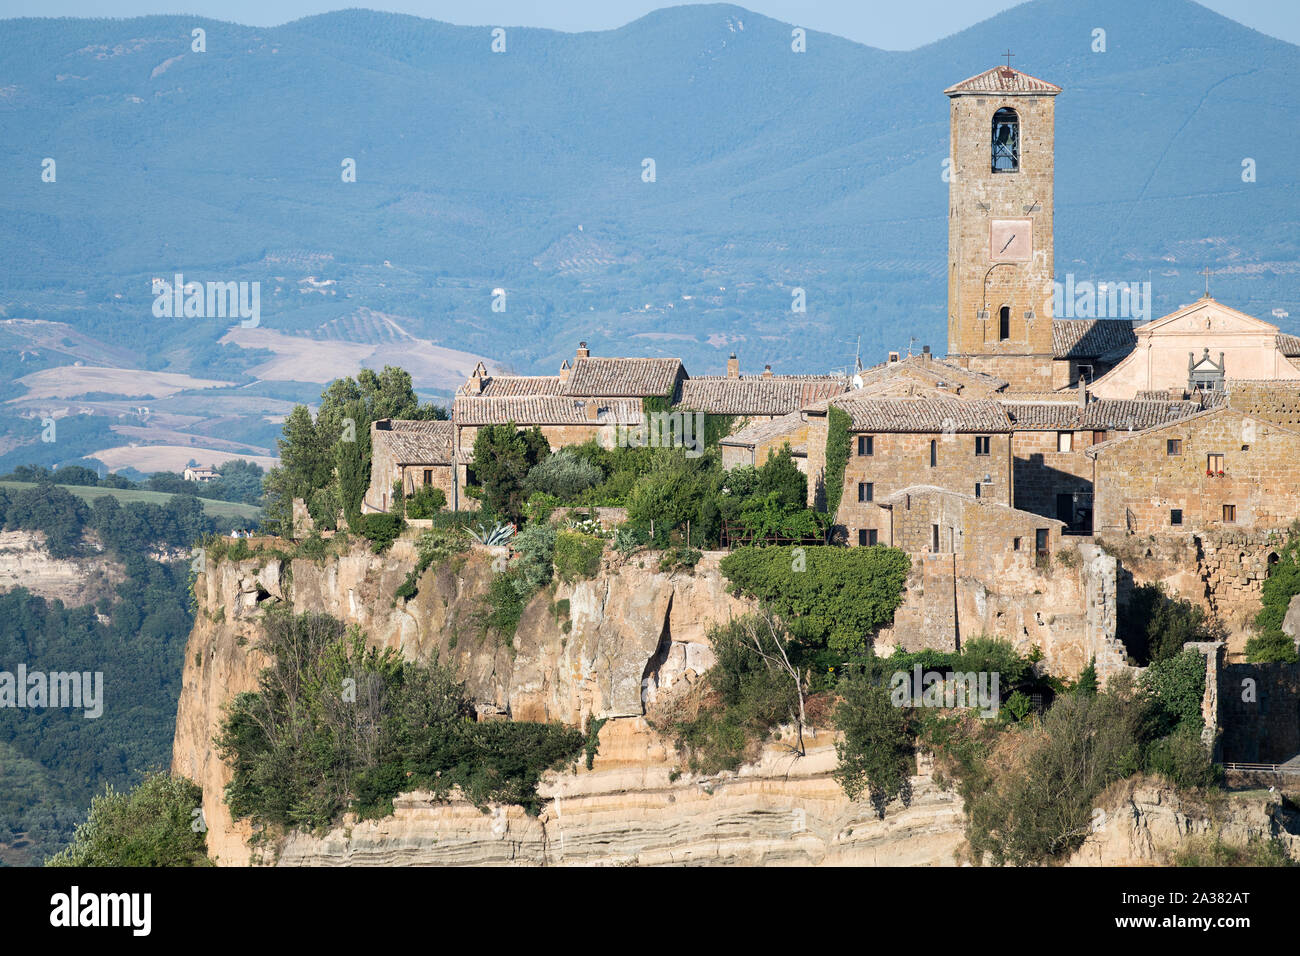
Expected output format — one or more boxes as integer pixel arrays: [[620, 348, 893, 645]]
[[560, 357, 683, 397], [679, 376, 847, 415], [452, 395, 643, 426], [1001, 399, 1203, 431], [474, 376, 563, 397], [719, 412, 807, 450], [945, 66, 1062, 96], [1275, 334, 1300, 356], [854, 355, 1008, 395], [373, 419, 454, 465], [1052, 319, 1137, 360], [829, 397, 1012, 433]]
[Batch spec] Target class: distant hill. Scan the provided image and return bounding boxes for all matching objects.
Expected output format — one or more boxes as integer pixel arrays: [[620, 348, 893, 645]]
[[0, 0, 1299, 467]]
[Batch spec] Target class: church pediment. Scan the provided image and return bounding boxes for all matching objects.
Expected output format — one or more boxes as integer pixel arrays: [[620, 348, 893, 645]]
[[1136, 298, 1279, 337]]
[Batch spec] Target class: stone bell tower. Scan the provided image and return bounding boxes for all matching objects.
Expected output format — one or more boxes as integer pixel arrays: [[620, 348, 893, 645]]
[[945, 61, 1061, 389]]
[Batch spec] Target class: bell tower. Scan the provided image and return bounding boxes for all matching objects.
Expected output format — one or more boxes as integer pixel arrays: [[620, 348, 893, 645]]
[[945, 62, 1060, 389]]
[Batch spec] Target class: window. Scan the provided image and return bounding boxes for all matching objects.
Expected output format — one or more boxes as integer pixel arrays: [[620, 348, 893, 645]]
[[992, 107, 1019, 173], [1057, 431, 1073, 453], [999, 306, 1011, 341], [1035, 528, 1049, 558], [1241, 444, 1250, 452], [1171, 509, 1183, 526], [974, 482, 982, 499], [1207, 453, 1224, 474], [929, 439, 937, 468], [1013, 537, 1022, 551], [1223, 504, 1236, 523], [1167, 439, 1182, 456], [858, 482, 873, 503], [858, 529, 877, 547], [931, 524, 940, 553], [975, 435, 991, 456], [858, 435, 874, 456], [1093, 430, 1107, 446], [423, 469, 434, 485]]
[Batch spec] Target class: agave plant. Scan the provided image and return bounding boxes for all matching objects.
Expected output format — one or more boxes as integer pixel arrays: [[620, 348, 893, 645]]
[[465, 521, 515, 546]]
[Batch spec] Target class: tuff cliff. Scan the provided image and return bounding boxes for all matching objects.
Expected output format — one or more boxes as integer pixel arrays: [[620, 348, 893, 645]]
[[0, 529, 123, 608], [171, 537, 1296, 866]]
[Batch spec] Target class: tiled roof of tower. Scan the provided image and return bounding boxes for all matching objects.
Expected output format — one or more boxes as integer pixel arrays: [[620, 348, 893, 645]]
[[560, 357, 684, 397], [678, 376, 847, 415], [1000, 399, 1204, 430], [1277, 334, 1300, 356], [1052, 319, 1138, 359], [944, 66, 1062, 96], [374, 419, 455, 465], [828, 397, 1012, 432], [719, 412, 807, 450], [452, 395, 643, 426]]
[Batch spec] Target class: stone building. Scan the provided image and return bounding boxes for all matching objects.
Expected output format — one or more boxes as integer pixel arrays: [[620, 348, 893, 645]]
[[719, 413, 810, 471], [365, 419, 455, 513], [945, 65, 1061, 390], [804, 395, 1014, 546], [878, 484, 1063, 560], [1088, 298, 1300, 399], [1087, 405, 1300, 536]]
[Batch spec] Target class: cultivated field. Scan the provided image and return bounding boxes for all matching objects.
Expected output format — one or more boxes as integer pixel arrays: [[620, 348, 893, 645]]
[[0, 481, 262, 520]]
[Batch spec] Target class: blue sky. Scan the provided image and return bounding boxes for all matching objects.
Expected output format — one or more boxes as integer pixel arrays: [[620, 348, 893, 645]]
[[2, 0, 1298, 50]]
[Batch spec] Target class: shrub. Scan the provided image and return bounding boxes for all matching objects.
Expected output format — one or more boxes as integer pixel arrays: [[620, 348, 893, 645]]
[[554, 531, 605, 583], [216, 611, 583, 830], [833, 676, 915, 816], [823, 406, 851, 516], [658, 546, 702, 573], [526, 450, 603, 500], [1139, 649, 1206, 736], [405, 484, 446, 518], [1245, 631, 1300, 663], [356, 512, 404, 552], [46, 772, 210, 867], [524, 492, 561, 524], [720, 545, 910, 654], [1119, 583, 1213, 666], [511, 522, 557, 597]]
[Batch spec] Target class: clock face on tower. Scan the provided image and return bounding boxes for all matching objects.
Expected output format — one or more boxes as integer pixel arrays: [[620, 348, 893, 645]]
[[989, 218, 1033, 262]]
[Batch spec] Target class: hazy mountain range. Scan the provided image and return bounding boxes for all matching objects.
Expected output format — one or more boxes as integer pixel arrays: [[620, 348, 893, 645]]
[[1, 0, 1299, 472]]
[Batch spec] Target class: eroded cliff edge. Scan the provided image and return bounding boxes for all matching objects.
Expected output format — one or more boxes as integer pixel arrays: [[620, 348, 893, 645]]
[[172, 539, 1297, 866]]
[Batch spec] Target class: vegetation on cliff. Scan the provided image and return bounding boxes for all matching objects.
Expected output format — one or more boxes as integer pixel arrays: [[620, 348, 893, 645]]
[[45, 772, 209, 867], [216, 611, 584, 833], [1250, 532, 1300, 663]]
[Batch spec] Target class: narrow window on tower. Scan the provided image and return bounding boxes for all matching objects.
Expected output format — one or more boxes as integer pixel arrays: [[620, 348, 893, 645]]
[[999, 306, 1011, 341], [992, 108, 1019, 173]]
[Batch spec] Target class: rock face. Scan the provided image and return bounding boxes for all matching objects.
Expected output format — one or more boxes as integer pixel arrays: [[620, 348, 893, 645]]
[[172, 537, 1297, 867], [1068, 781, 1300, 866], [0, 530, 123, 607], [275, 723, 967, 867]]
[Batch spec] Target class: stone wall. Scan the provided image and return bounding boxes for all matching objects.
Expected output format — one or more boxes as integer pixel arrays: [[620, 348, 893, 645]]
[[1092, 408, 1300, 536], [834, 431, 1013, 543], [1011, 427, 1098, 522], [875, 539, 1126, 680]]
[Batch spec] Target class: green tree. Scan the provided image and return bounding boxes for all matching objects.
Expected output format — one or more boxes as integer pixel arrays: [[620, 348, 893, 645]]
[[46, 773, 209, 867], [472, 424, 550, 522], [833, 676, 914, 816], [823, 406, 851, 516]]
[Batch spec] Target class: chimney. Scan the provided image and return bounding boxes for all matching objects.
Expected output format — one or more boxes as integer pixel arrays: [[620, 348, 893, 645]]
[[727, 353, 739, 379], [1077, 375, 1088, 409], [559, 358, 571, 385], [762, 364, 773, 380], [585, 399, 599, 421], [576, 341, 590, 360], [921, 345, 932, 363], [469, 360, 487, 394]]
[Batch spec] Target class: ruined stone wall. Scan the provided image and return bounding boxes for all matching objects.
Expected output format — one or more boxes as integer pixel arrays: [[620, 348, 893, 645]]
[[875, 539, 1125, 679], [1217, 662, 1300, 764]]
